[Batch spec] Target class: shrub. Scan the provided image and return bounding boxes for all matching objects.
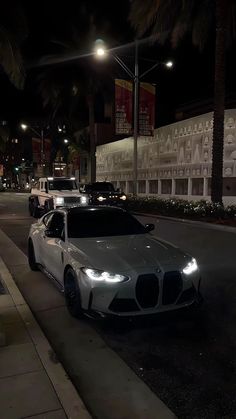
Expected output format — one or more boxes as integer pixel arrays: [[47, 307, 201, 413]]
[[127, 197, 236, 220]]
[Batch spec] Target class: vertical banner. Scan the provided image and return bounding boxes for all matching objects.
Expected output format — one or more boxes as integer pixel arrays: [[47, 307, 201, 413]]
[[139, 83, 156, 136], [115, 79, 133, 135], [32, 138, 41, 163], [0, 164, 3, 176], [44, 138, 51, 163]]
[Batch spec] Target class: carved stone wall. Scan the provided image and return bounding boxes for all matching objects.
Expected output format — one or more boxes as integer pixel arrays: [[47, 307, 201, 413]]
[[96, 109, 236, 203]]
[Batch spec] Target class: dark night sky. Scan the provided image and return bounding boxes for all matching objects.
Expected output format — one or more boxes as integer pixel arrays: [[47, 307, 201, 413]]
[[1, 0, 236, 128]]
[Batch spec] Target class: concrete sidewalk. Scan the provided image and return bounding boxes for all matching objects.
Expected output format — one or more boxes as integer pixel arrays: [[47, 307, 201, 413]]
[[0, 257, 92, 419]]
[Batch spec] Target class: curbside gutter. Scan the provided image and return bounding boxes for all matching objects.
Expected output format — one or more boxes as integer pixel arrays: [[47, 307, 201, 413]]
[[0, 256, 92, 419]]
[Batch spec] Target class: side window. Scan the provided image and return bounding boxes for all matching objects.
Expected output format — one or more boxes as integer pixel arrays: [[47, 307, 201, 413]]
[[48, 213, 65, 240], [43, 212, 54, 227]]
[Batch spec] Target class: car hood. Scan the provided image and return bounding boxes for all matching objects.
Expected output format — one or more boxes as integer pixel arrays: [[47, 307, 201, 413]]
[[69, 234, 189, 273]]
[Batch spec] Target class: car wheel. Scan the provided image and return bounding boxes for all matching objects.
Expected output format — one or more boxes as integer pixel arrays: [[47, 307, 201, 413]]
[[28, 239, 39, 271], [64, 268, 83, 318]]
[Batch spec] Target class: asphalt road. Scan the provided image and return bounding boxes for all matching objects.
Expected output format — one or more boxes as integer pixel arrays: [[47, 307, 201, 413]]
[[0, 192, 236, 418]]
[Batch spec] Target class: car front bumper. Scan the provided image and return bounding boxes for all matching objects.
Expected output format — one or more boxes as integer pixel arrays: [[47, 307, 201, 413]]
[[78, 268, 201, 317]]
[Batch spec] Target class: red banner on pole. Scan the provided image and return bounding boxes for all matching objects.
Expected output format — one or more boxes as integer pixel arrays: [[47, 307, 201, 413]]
[[115, 79, 133, 135], [32, 138, 41, 163], [139, 83, 156, 136]]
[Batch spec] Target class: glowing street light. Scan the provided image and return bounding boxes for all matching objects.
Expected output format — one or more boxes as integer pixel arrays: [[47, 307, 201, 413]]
[[63, 138, 69, 144], [96, 47, 106, 57], [21, 123, 28, 131], [166, 61, 173, 68]]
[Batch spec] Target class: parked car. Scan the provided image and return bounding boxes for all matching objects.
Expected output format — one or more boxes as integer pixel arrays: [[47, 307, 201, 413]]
[[28, 206, 202, 318], [80, 181, 127, 208]]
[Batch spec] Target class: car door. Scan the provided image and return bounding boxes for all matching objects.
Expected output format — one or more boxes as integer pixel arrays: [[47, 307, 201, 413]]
[[36, 212, 54, 265], [41, 211, 65, 284]]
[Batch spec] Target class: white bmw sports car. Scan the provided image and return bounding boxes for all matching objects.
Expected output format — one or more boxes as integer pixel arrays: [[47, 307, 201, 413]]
[[28, 206, 202, 318]]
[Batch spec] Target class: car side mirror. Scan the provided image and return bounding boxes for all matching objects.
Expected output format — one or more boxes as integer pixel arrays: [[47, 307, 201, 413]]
[[45, 229, 62, 239], [145, 223, 155, 232]]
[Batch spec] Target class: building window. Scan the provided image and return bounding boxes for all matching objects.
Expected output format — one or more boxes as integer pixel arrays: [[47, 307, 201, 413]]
[[192, 178, 203, 195], [138, 180, 146, 193], [128, 181, 133, 194], [223, 178, 236, 196], [119, 181, 126, 193], [111, 181, 117, 189], [175, 179, 188, 195], [149, 180, 158, 194], [161, 179, 172, 194]]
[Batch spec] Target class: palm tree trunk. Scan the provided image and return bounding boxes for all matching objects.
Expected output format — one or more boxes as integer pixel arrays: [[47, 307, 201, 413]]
[[211, 0, 227, 204], [87, 94, 96, 183]]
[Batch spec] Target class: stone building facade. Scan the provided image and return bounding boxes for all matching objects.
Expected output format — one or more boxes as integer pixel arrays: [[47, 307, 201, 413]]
[[96, 109, 236, 204]]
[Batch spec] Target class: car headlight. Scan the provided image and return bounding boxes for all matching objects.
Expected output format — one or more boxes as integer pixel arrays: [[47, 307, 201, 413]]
[[120, 195, 127, 201], [81, 196, 88, 204], [82, 267, 128, 283], [97, 196, 106, 202], [182, 258, 198, 275], [55, 197, 64, 205]]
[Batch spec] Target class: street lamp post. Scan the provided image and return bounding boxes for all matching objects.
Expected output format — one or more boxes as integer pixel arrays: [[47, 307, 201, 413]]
[[20, 124, 48, 176], [95, 41, 173, 195]]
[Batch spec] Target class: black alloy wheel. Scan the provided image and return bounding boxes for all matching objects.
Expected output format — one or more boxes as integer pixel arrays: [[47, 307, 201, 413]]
[[64, 268, 83, 318], [28, 240, 39, 271]]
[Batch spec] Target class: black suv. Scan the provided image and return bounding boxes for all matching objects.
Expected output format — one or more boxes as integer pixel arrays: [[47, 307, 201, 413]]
[[80, 182, 127, 208]]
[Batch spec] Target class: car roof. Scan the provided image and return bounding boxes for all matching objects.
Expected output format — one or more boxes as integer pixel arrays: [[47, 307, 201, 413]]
[[63, 205, 125, 215]]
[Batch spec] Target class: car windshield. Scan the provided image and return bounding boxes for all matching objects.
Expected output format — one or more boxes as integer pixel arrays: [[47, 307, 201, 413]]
[[67, 210, 146, 238], [85, 182, 115, 192], [48, 180, 77, 191]]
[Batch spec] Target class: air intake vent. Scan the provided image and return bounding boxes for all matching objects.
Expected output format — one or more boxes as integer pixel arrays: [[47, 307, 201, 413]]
[[136, 274, 159, 308], [162, 271, 182, 305]]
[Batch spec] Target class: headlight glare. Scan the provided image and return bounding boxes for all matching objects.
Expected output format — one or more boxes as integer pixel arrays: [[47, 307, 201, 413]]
[[81, 196, 87, 204], [55, 197, 64, 205], [120, 195, 127, 201], [182, 258, 198, 275], [82, 267, 128, 283], [97, 196, 106, 202]]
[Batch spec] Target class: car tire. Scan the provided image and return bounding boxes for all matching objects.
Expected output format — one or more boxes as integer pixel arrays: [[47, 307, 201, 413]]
[[28, 239, 39, 271], [64, 268, 83, 318]]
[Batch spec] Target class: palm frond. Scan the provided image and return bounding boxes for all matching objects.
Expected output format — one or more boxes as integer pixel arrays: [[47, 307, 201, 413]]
[[0, 24, 25, 89]]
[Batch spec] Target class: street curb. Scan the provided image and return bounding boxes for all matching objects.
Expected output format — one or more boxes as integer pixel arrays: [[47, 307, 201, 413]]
[[0, 256, 92, 419], [133, 212, 236, 233]]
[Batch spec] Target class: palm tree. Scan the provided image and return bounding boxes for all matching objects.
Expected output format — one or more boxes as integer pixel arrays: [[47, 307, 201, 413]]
[[130, 0, 235, 204], [0, 4, 28, 89], [0, 5, 28, 150]]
